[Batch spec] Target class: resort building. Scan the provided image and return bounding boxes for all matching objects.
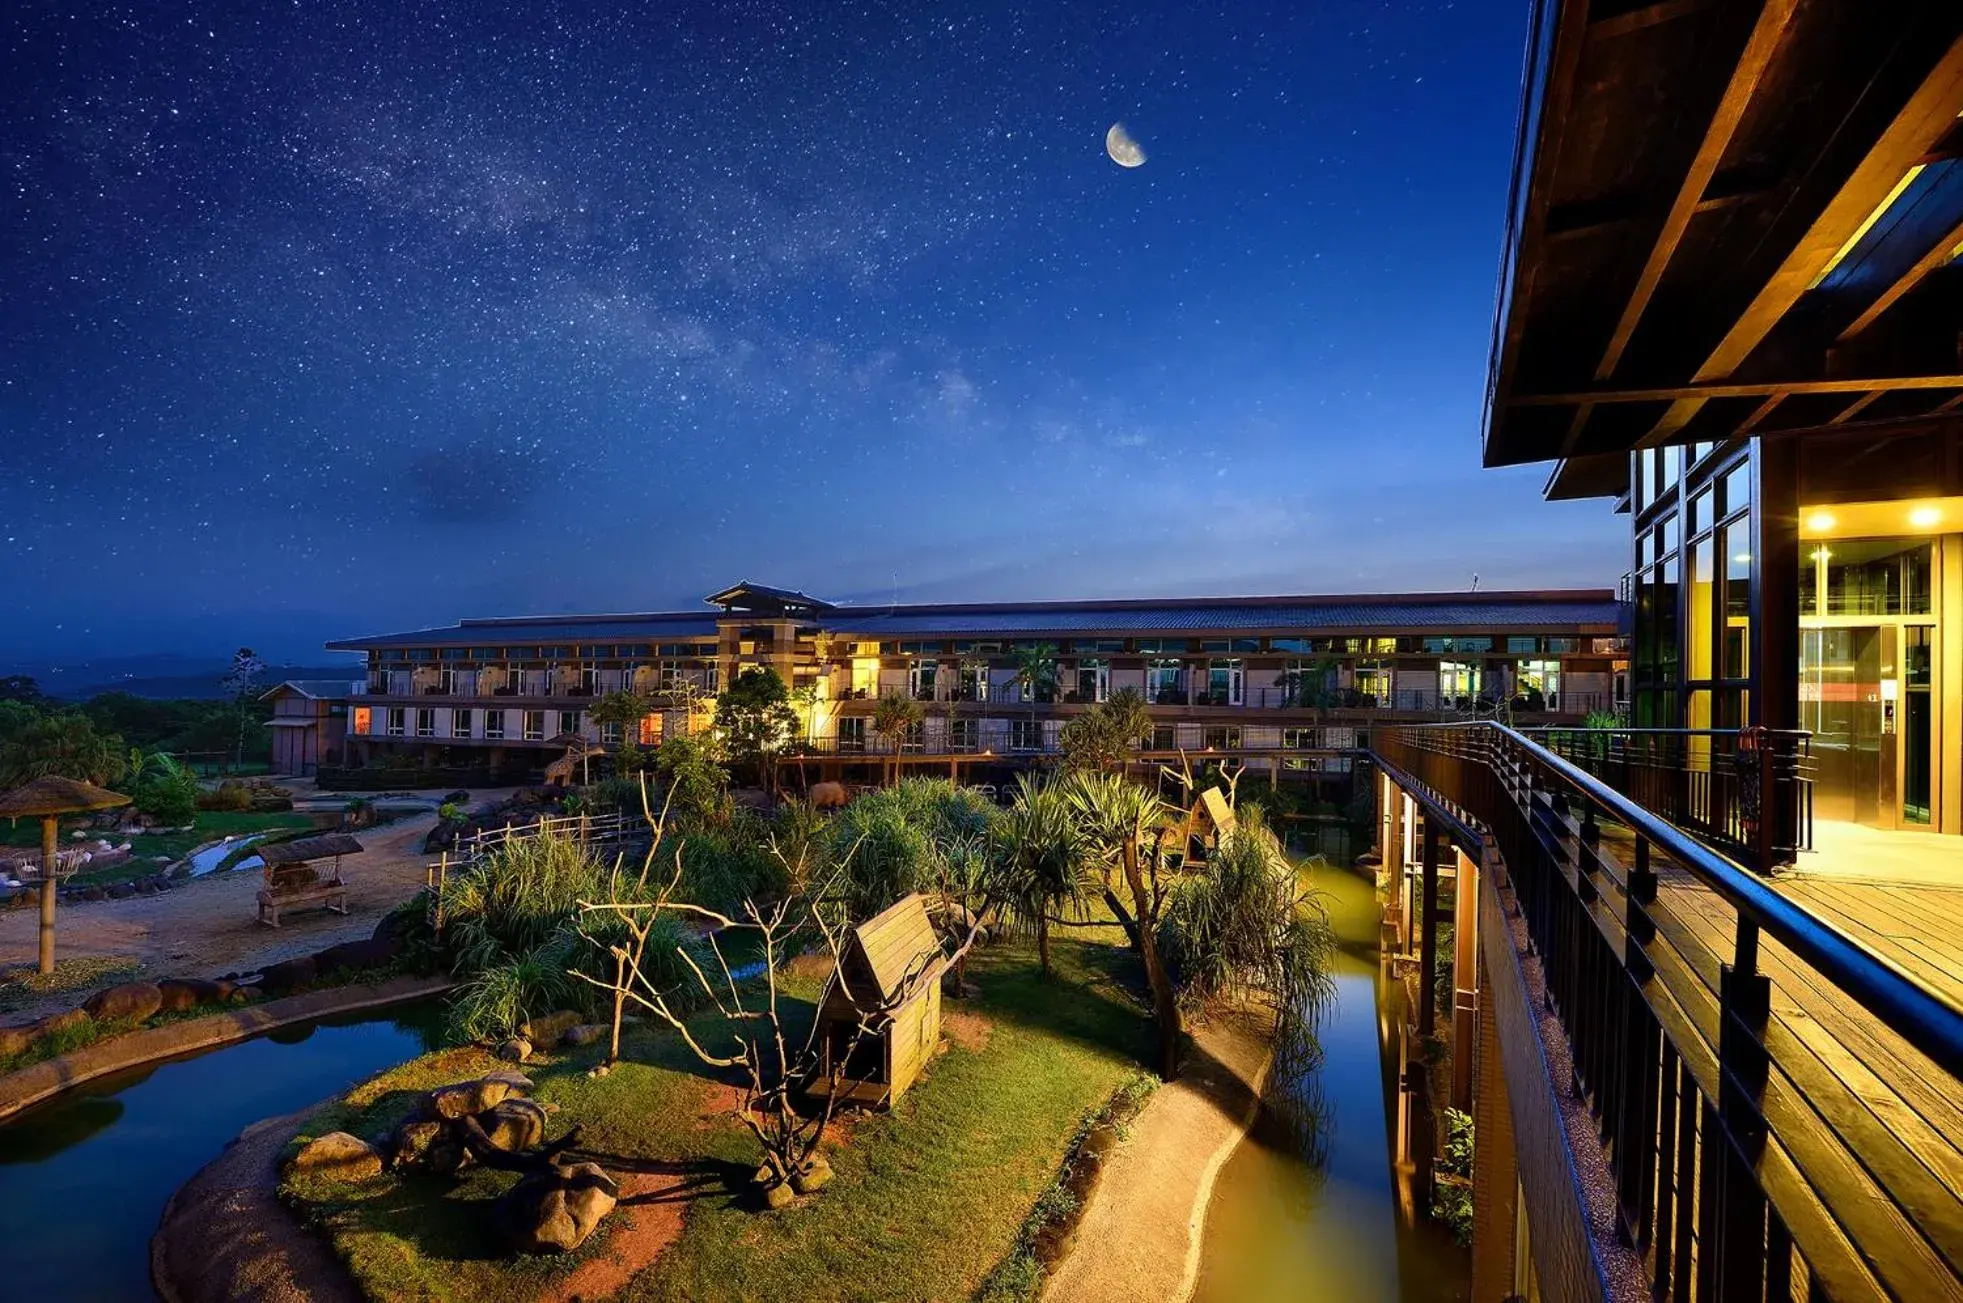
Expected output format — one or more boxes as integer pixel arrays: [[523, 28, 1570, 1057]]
[[325, 580, 1624, 787], [262, 678, 362, 777], [1371, 6, 1963, 1303]]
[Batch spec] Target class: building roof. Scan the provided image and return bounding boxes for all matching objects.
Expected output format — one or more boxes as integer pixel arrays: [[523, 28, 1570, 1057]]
[[325, 587, 1620, 652], [259, 834, 364, 866], [262, 678, 361, 701], [703, 580, 837, 614], [1486, 0, 1963, 499]]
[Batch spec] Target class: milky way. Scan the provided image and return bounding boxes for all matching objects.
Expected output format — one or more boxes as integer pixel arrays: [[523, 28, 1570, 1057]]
[[1, 0, 1623, 661]]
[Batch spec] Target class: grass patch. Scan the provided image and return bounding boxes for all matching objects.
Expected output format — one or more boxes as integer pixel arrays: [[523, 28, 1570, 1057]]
[[68, 811, 315, 884], [0, 956, 144, 1015], [286, 923, 1151, 1303]]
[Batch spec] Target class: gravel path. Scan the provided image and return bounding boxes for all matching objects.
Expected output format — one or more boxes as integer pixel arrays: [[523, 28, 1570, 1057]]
[[0, 790, 514, 1026], [1042, 1005, 1275, 1303]]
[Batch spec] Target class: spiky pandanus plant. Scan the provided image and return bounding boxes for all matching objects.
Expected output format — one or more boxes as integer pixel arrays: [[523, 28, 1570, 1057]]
[[991, 774, 1093, 976]]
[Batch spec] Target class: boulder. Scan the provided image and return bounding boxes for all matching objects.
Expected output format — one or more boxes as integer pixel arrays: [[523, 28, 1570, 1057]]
[[229, 984, 261, 1003], [480, 1098, 548, 1153], [0, 1023, 34, 1059], [495, 1037, 533, 1064], [442, 790, 471, 806], [83, 981, 163, 1024], [560, 1023, 608, 1048], [790, 1153, 833, 1195], [255, 956, 316, 993], [389, 1119, 471, 1175], [761, 1178, 797, 1209], [106, 883, 135, 900], [519, 1011, 583, 1049], [289, 1131, 383, 1181], [310, 936, 399, 977], [156, 978, 229, 1013], [2, 1005, 93, 1056], [495, 1162, 618, 1254], [134, 879, 158, 896], [427, 1076, 520, 1121], [81, 885, 106, 902]]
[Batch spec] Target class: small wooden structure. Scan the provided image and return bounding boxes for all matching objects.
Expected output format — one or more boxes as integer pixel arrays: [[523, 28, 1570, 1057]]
[[256, 833, 361, 928], [1175, 786, 1237, 865], [810, 893, 948, 1107], [0, 775, 132, 975]]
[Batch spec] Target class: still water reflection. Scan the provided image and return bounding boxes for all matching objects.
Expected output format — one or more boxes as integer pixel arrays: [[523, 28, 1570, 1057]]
[[0, 1003, 443, 1301], [1195, 863, 1469, 1303]]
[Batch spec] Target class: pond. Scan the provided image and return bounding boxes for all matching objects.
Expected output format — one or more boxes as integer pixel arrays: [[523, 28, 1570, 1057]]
[[0, 1001, 445, 1301], [1194, 862, 1469, 1303]]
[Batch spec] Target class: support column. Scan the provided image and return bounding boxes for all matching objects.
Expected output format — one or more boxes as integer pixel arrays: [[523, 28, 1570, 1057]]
[[1470, 944, 1520, 1303], [1752, 437, 1800, 731], [1418, 815, 1440, 1038], [1451, 845, 1481, 1111]]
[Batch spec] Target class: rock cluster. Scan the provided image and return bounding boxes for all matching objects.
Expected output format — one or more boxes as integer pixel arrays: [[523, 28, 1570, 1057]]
[[291, 1070, 619, 1255], [0, 979, 258, 1063]]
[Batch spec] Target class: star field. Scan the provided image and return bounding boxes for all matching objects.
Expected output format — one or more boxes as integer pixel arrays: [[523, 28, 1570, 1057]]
[[1, 0, 1624, 662]]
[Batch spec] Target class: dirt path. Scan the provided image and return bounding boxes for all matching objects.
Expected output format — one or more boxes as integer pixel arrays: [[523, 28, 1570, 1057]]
[[0, 792, 504, 1025], [1042, 1005, 1275, 1303]]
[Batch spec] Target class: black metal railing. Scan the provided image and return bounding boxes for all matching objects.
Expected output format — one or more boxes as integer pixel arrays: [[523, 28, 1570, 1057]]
[[823, 685, 1616, 715], [1372, 722, 1963, 1301], [1520, 726, 1813, 872]]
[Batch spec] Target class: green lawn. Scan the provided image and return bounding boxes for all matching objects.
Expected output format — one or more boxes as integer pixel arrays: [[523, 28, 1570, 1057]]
[[284, 924, 1151, 1303], [3, 810, 316, 885]]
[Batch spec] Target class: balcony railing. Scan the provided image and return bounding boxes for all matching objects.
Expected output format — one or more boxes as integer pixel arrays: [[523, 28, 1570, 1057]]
[[1371, 722, 1962, 1301], [826, 685, 1615, 714], [1520, 726, 1811, 872]]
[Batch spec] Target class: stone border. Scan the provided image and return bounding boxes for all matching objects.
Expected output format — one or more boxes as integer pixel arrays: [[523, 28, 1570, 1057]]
[[0, 974, 454, 1122]]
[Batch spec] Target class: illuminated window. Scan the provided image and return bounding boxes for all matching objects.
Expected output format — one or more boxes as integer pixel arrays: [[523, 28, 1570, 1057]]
[[351, 706, 372, 735], [484, 710, 505, 740]]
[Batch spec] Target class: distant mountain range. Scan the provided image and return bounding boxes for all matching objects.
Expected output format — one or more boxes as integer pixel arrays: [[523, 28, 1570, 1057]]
[[6, 653, 364, 701]]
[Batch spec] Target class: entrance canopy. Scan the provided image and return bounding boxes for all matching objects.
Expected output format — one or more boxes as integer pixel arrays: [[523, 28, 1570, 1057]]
[[1487, 2, 1963, 499]]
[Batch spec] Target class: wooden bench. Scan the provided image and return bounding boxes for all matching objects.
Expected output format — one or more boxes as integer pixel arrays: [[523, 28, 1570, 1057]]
[[253, 834, 363, 928], [257, 874, 348, 928]]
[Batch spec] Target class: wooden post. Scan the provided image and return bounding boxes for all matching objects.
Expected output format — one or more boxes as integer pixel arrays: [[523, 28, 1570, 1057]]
[[434, 852, 448, 937], [37, 813, 58, 976]]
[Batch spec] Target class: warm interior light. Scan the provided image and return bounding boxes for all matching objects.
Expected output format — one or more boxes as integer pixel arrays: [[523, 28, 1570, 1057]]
[[1805, 511, 1837, 533], [1909, 505, 1942, 529], [1732, 553, 1752, 564]]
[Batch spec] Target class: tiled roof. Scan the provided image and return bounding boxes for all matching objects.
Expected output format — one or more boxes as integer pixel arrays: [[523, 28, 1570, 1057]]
[[326, 589, 1620, 651], [263, 678, 364, 699], [820, 599, 1621, 636], [324, 613, 721, 650]]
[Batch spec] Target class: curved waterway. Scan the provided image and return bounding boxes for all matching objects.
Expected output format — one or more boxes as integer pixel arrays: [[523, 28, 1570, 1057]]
[[1195, 862, 1469, 1303], [0, 1002, 443, 1301]]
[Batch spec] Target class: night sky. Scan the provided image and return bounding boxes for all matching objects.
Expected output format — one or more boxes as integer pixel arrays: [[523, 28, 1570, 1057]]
[[3, 0, 1623, 664]]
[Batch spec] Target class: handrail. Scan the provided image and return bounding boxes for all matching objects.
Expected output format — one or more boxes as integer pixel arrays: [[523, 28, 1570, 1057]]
[[1392, 720, 1963, 1081]]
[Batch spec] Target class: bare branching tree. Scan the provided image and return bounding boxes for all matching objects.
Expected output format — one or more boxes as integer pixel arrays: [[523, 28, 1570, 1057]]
[[571, 777, 990, 1198]]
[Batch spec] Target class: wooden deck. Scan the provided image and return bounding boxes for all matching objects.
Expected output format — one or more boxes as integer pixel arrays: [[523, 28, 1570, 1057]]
[[1592, 823, 1963, 1299]]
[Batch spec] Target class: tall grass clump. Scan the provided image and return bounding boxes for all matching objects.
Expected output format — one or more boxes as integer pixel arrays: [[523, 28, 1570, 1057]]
[[824, 777, 1001, 919], [1155, 805, 1335, 1036]]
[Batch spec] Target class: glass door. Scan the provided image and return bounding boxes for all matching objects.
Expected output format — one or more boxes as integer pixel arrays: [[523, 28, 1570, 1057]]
[[1800, 627, 1884, 827]]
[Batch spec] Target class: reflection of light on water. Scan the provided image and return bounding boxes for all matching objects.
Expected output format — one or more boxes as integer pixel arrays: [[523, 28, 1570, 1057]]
[[1195, 866, 1468, 1303], [185, 834, 267, 877]]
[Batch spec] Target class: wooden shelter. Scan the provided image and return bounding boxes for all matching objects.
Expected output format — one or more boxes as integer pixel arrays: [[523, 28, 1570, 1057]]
[[255, 833, 361, 928], [1175, 786, 1238, 865], [0, 775, 132, 974], [809, 893, 948, 1107]]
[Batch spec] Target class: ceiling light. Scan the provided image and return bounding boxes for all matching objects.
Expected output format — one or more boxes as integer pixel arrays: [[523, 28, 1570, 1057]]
[[1733, 553, 1752, 565], [1909, 505, 1942, 529], [1805, 511, 1837, 533]]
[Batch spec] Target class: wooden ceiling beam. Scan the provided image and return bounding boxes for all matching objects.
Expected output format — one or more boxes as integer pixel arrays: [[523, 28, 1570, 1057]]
[[1595, 0, 1799, 381], [1587, 0, 1716, 43], [1487, 0, 1594, 448], [1828, 390, 1885, 424], [1511, 373, 1963, 406], [1834, 215, 1963, 341], [1693, 35, 1963, 383]]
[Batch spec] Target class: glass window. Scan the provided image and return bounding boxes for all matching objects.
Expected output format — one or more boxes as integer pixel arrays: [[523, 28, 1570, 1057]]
[[1147, 659, 1185, 703], [1269, 637, 1314, 654], [1505, 636, 1538, 654], [386, 707, 406, 736], [1688, 536, 1714, 681], [1151, 724, 1176, 751], [1724, 528, 1752, 678], [484, 709, 505, 740], [523, 711, 545, 741], [415, 708, 435, 737], [837, 718, 866, 752], [1009, 719, 1044, 752], [599, 721, 622, 745], [559, 710, 581, 736], [948, 719, 979, 752], [1688, 487, 1712, 538], [1516, 660, 1560, 710], [452, 708, 472, 738], [1821, 540, 1934, 616], [1202, 725, 1241, 750], [1721, 463, 1751, 518], [1353, 662, 1393, 706]]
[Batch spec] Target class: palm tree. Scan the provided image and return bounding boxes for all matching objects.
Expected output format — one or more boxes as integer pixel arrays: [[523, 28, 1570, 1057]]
[[1012, 642, 1059, 740], [992, 774, 1090, 976], [871, 692, 923, 786], [1063, 770, 1184, 1078], [0, 713, 128, 789]]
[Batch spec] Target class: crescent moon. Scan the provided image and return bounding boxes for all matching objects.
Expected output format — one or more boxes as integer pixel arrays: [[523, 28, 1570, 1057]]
[[1105, 122, 1146, 168]]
